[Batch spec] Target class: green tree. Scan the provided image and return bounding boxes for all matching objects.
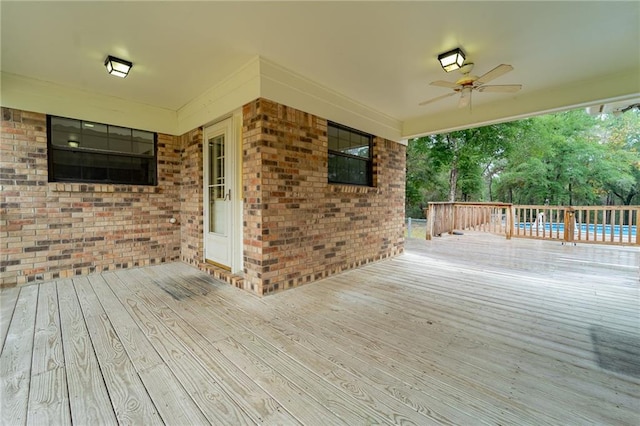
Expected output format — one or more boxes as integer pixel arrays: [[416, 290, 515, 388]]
[[494, 110, 603, 205], [407, 108, 640, 214], [407, 122, 516, 212], [405, 136, 449, 217], [595, 110, 640, 205]]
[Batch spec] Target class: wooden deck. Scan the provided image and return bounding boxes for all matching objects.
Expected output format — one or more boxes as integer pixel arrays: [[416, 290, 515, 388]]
[[2, 234, 639, 425]]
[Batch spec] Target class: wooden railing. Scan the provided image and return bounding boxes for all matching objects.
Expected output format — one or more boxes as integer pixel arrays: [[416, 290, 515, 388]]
[[424, 202, 639, 246], [513, 205, 568, 241], [514, 205, 639, 245], [424, 202, 514, 240]]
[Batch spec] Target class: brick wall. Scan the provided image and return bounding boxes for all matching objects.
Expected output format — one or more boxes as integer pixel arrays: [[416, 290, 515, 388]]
[[0, 108, 181, 286], [178, 128, 203, 267], [242, 99, 405, 295], [1, 102, 405, 293]]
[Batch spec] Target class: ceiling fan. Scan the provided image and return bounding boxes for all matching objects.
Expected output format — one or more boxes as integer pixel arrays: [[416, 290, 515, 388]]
[[419, 63, 522, 108]]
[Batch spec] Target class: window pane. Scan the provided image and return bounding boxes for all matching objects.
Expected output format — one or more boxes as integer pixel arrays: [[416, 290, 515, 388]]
[[51, 149, 82, 179], [328, 153, 337, 181], [342, 144, 367, 157], [338, 128, 350, 143], [51, 117, 80, 133], [109, 155, 133, 183], [82, 122, 108, 137], [83, 152, 109, 181], [130, 157, 153, 184], [142, 157, 155, 185], [328, 154, 369, 185], [109, 126, 131, 138], [337, 156, 350, 183], [82, 134, 109, 150], [132, 129, 154, 143], [133, 142, 154, 155], [132, 129, 154, 155], [329, 124, 370, 158], [328, 133, 339, 151], [348, 157, 368, 185], [51, 130, 81, 147], [109, 138, 132, 153]]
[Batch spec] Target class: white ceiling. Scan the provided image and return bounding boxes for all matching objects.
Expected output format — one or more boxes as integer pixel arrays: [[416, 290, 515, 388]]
[[1, 1, 639, 138]]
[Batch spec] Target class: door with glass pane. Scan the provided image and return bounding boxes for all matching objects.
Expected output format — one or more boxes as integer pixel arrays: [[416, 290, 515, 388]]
[[204, 119, 233, 269]]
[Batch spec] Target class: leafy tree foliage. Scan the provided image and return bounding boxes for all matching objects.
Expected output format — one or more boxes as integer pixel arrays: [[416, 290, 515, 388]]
[[406, 108, 640, 217], [596, 111, 640, 205]]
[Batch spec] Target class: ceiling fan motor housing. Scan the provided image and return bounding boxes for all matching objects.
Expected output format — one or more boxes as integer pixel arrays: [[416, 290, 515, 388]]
[[456, 75, 478, 87]]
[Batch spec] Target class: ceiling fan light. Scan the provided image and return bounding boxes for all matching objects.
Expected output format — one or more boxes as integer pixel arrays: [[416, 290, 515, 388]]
[[104, 55, 132, 78], [438, 48, 466, 72], [458, 86, 472, 108]]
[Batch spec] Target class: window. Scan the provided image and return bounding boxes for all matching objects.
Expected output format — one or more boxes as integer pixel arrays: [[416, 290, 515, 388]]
[[328, 122, 372, 186], [47, 115, 157, 185]]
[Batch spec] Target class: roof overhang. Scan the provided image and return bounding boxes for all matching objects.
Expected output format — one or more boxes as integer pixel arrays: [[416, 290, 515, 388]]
[[1, 57, 404, 142], [4, 56, 638, 145]]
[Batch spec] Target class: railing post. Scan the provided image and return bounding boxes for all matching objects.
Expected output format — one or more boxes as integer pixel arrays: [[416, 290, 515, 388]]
[[424, 207, 432, 240], [449, 204, 454, 235], [507, 204, 514, 240], [564, 207, 575, 244], [408, 217, 412, 239]]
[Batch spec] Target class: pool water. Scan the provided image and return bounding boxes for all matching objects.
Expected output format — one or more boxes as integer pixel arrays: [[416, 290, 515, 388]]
[[518, 222, 637, 236]]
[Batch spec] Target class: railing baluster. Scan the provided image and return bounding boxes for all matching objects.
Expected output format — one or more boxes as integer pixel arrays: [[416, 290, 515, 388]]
[[576, 210, 581, 240]]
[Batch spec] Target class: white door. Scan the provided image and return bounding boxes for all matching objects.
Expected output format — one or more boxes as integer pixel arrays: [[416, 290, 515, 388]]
[[204, 119, 234, 269]]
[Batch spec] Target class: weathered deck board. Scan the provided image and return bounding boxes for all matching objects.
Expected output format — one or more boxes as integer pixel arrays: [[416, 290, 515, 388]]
[[89, 274, 210, 425], [103, 271, 257, 425], [1, 234, 638, 425], [73, 276, 162, 425], [124, 267, 302, 425], [0, 285, 38, 425], [27, 282, 69, 425], [138, 268, 354, 424], [153, 265, 483, 425], [0, 286, 20, 353], [57, 279, 116, 425], [302, 279, 636, 424]]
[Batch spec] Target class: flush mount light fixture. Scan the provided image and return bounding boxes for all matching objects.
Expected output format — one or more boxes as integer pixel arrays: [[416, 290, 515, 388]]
[[104, 55, 133, 78], [67, 139, 79, 148], [437, 48, 466, 72]]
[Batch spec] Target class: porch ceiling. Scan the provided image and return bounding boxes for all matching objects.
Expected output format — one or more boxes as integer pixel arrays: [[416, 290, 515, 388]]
[[1, 1, 639, 139]]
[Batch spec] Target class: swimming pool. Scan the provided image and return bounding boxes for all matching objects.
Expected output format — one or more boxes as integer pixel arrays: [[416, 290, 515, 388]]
[[517, 222, 637, 237]]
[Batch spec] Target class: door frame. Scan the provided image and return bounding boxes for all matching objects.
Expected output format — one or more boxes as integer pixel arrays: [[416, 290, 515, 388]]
[[202, 112, 243, 273]]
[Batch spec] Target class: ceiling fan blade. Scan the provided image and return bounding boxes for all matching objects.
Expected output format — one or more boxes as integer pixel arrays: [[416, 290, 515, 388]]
[[477, 84, 522, 93], [430, 80, 460, 89], [418, 92, 457, 106], [476, 64, 513, 84]]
